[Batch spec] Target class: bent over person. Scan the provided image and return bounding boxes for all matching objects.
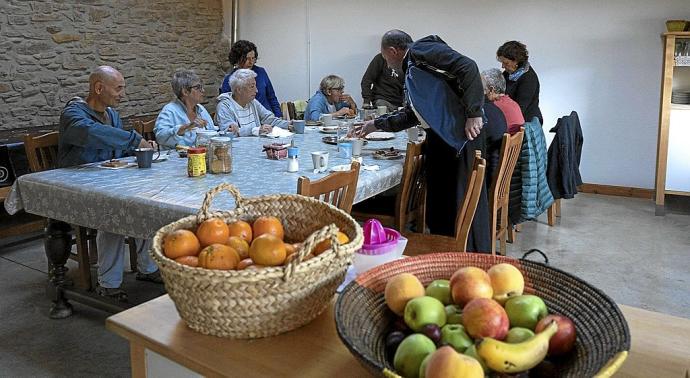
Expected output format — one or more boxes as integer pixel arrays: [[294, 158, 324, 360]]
[[357, 30, 491, 252], [58, 65, 162, 301]]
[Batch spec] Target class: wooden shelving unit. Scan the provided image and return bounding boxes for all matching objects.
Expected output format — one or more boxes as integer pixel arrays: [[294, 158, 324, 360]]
[[655, 31, 690, 215]]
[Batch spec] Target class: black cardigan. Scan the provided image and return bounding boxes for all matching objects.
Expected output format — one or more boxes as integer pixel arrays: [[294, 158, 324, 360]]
[[504, 67, 543, 125]]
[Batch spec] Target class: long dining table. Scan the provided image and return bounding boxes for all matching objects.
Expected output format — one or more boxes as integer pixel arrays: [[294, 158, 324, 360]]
[[5, 127, 410, 317]]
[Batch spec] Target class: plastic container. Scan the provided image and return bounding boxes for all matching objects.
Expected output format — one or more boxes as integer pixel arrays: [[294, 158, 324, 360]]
[[353, 219, 406, 274], [187, 147, 206, 177]]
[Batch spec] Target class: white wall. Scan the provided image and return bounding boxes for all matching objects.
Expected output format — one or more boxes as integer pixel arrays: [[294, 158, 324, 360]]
[[236, 0, 690, 189]]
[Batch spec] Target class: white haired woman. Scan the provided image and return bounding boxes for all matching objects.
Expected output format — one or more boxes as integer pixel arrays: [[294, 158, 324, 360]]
[[304, 75, 357, 121], [215, 68, 288, 137], [154, 69, 216, 148], [481, 68, 524, 135]]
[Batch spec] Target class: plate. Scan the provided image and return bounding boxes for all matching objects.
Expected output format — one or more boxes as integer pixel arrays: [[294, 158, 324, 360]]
[[330, 164, 352, 172], [97, 159, 137, 169], [319, 126, 339, 134], [373, 148, 404, 160], [322, 136, 369, 146], [365, 132, 396, 141], [305, 120, 324, 126]]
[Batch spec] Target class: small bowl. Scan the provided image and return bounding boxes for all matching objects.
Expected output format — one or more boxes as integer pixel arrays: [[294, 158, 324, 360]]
[[666, 19, 687, 32]]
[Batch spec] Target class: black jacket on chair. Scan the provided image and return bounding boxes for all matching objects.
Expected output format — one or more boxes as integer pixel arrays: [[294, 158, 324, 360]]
[[547, 111, 583, 199]]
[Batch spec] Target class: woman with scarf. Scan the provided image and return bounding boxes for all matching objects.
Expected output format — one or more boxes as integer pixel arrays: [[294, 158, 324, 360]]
[[496, 41, 543, 125]]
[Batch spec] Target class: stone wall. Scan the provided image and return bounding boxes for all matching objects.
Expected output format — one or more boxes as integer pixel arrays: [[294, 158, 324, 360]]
[[0, 0, 229, 130]]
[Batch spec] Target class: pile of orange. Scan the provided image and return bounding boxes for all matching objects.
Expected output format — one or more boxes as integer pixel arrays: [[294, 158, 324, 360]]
[[162, 216, 350, 271]]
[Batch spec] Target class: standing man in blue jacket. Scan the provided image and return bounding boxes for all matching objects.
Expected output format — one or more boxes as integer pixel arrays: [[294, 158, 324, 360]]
[[58, 65, 161, 301], [357, 30, 490, 252]]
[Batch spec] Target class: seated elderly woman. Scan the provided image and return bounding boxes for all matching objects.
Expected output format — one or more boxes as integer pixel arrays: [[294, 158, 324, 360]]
[[155, 69, 216, 148], [215, 69, 289, 137], [304, 75, 357, 121], [482, 68, 524, 135]]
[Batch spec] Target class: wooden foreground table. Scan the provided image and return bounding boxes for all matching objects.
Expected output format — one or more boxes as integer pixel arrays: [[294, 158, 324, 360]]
[[106, 295, 690, 377]]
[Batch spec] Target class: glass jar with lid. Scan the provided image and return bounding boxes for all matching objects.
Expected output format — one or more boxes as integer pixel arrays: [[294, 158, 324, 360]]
[[194, 130, 218, 149], [209, 136, 232, 174]]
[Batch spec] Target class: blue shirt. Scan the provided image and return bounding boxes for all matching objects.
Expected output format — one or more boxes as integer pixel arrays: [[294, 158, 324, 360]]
[[154, 100, 216, 148], [58, 97, 142, 168], [220, 65, 282, 118], [304, 90, 350, 121]]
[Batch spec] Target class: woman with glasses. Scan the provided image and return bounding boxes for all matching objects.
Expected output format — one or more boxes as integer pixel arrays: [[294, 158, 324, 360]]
[[219, 40, 283, 118], [304, 74, 357, 121], [496, 41, 543, 125], [154, 69, 216, 148]]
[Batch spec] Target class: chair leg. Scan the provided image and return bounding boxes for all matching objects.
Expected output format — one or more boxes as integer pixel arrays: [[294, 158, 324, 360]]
[[555, 199, 561, 217], [490, 208, 498, 255], [507, 225, 515, 243], [74, 226, 92, 290], [127, 237, 138, 272], [499, 208, 508, 256], [547, 204, 556, 226]]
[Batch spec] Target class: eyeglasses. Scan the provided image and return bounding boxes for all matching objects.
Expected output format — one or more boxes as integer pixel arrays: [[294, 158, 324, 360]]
[[330, 87, 344, 92], [190, 84, 204, 91]]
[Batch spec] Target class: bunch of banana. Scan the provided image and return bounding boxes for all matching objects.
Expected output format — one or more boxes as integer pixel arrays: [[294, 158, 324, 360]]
[[476, 320, 558, 373]]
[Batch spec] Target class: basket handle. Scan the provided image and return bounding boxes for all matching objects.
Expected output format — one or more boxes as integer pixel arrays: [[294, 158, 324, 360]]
[[196, 183, 244, 223], [283, 223, 341, 281], [593, 351, 628, 377], [520, 248, 549, 265]]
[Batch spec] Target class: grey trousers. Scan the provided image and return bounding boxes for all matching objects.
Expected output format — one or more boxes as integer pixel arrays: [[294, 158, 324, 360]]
[[96, 231, 157, 288]]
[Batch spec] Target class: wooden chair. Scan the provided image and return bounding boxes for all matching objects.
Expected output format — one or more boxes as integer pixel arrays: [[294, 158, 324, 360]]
[[280, 102, 290, 120], [297, 161, 360, 213], [133, 119, 156, 142], [403, 151, 486, 255], [287, 102, 298, 120], [489, 129, 525, 255], [351, 141, 426, 232], [23, 132, 97, 289]]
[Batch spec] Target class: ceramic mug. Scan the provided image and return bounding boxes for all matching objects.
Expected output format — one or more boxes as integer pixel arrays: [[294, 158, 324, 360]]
[[320, 114, 334, 126], [292, 120, 306, 134], [311, 151, 329, 172], [134, 148, 159, 168]]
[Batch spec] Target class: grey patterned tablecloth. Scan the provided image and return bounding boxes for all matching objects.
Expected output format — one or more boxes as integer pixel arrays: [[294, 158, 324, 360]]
[[6, 128, 408, 239]]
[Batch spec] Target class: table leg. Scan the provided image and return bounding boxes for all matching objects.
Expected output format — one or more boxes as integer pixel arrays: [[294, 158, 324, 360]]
[[45, 219, 73, 319], [130, 342, 146, 378]]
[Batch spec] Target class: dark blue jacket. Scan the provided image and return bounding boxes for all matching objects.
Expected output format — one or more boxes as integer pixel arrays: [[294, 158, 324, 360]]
[[375, 35, 484, 152], [547, 111, 584, 199], [220, 65, 282, 117], [58, 97, 142, 168]]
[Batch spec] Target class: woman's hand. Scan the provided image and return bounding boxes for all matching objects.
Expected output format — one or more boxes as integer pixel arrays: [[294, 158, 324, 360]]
[[465, 117, 483, 141], [227, 122, 240, 136], [351, 120, 377, 138], [334, 107, 351, 117]]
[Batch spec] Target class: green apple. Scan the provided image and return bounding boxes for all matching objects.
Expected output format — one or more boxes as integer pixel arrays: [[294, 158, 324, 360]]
[[425, 279, 451, 305], [394, 334, 436, 378], [404, 296, 447, 332], [504, 294, 548, 330], [505, 327, 535, 343], [463, 344, 488, 373], [444, 304, 463, 324], [440, 324, 472, 352], [418, 353, 432, 378]]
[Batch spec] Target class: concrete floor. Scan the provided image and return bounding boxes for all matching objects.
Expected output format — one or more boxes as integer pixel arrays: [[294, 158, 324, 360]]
[[0, 193, 688, 376]]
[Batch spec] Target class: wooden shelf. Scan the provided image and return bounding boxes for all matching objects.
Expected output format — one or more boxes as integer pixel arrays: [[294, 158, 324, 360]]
[[663, 31, 690, 37]]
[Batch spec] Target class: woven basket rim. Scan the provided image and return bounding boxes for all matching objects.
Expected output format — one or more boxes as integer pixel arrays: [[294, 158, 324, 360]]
[[334, 252, 631, 376]]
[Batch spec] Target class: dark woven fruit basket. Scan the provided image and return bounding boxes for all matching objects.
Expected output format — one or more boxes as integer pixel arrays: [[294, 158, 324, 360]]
[[335, 253, 630, 377]]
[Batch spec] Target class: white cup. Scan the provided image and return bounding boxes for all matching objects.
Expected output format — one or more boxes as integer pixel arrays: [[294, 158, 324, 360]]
[[320, 114, 334, 126], [311, 151, 329, 172], [376, 105, 388, 116]]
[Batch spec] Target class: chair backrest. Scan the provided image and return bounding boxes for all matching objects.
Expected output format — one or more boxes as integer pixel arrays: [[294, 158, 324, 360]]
[[297, 161, 360, 213], [23, 131, 59, 172], [455, 150, 486, 249], [394, 141, 426, 230], [133, 119, 156, 141], [287, 102, 298, 120], [490, 128, 524, 210]]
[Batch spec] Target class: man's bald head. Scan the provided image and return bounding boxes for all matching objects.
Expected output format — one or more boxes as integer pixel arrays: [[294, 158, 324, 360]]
[[88, 65, 125, 108]]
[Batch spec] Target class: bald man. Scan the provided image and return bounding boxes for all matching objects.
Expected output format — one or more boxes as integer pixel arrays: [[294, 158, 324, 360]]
[[58, 66, 160, 301]]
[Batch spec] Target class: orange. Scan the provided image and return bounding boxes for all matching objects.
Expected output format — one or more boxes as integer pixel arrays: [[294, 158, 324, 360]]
[[198, 244, 240, 270], [253, 216, 284, 241], [226, 236, 250, 259], [249, 234, 287, 266], [196, 218, 230, 247], [312, 232, 349, 256], [237, 258, 254, 270], [175, 255, 199, 267], [227, 220, 253, 244], [284, 242, 297, 258], [163, 229, 201, 259]]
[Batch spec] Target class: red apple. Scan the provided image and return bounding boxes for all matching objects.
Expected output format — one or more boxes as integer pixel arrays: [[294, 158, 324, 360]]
[[462, 298, 509, 340], [535, 314, 576, 356], [450, 267, 493, 307]]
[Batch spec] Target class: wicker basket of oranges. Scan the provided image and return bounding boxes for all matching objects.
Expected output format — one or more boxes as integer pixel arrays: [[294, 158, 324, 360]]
[[151, 183, 363, 339]]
